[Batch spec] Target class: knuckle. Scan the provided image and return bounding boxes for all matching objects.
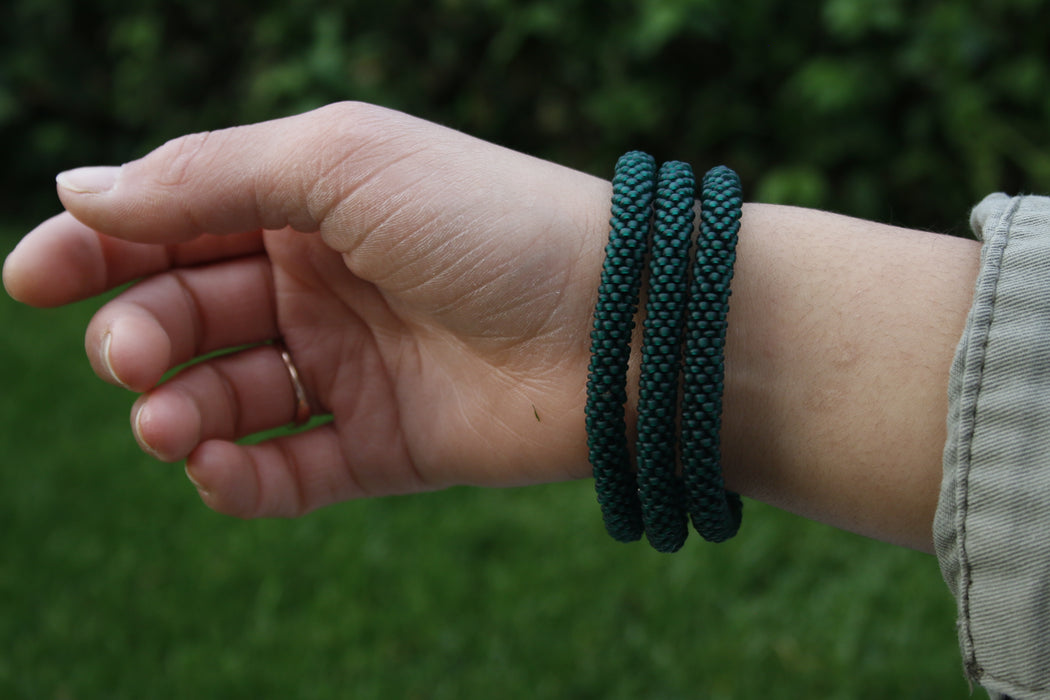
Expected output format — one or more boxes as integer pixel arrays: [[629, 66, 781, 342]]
[[317, 99, 379, 125], [313, 100, 408, 155], [304, 101, 426, 235], [148, 130, 216, 188]]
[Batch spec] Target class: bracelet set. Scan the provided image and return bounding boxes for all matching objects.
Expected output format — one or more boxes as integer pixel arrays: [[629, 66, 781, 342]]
[[586, 152, 743, 553]]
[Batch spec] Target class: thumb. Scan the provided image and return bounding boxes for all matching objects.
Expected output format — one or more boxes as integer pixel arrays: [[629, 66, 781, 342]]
[[55, 102, 465, 245], [55, 100, 611, 312]]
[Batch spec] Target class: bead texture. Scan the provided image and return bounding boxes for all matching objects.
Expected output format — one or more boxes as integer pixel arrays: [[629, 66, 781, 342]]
[[681, 165, 744, 542], [586, 151, 655, 542], [636, 161, 695, 553]]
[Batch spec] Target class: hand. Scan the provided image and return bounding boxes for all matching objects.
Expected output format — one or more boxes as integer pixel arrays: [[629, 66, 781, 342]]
[[3, 102, 612, 518]]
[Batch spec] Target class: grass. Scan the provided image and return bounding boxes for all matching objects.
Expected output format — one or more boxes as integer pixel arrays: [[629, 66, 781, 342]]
[[0, 230, 970, 699]]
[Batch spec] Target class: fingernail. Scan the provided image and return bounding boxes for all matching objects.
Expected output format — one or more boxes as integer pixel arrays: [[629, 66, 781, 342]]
[[101, 332, 132, 390], [133, 402, 165, 461], [57, 166, 121, 194], [184, 464, 210, 495]]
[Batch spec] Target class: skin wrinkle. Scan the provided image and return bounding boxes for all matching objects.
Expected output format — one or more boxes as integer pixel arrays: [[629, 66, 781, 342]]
[[242, 443, 265, 517], [154, 233, 263, 282], [256, 168, 309, 234], [373, 225, 526, 338], [160, 242, 179, 281], [206, 359, 246, 439], [564, 187, 607, 304], [380, 331, 432, 494], [169, 270, 209, 361], [273, 439, 307, 518], [140, 131, 233, 240], [388, 413, 430, 496], [429, 249, 520, 319], [341, 172, 446, 282], [463, 238, 574, 335], [402, 285, 561, 370], [427, 354, 534, 485], [323, 172, 436, 279], [257, 258, 280, 345], [247, 442, 276, 518], [178, 189, 212, 241], [362, 176, 434, 241], [312, 145, 437, 246], [518, 201, 600, 337], [152, 131, 216, 189], [410, 323, 576, 478], [507, 287, 576, 356], [267, 250, 334, 322], [86, 226, 118, 298], [272, 236, 338, 301], [324, 309, 426, 495], [333, 428, 376, 500]]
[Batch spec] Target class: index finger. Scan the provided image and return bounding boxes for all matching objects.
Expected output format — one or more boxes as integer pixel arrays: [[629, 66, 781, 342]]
[[3, 211, 263, 308]]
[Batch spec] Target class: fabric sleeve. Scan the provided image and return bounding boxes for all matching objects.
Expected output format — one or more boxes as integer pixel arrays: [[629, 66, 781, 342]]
[[935, 193, 1050, 700]]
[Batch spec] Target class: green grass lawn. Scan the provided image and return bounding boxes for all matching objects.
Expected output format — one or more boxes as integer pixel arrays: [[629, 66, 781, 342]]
[[0, 230, 970, 699]]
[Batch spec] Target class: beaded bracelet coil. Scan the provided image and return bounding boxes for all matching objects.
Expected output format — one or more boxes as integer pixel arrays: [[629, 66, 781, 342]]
[[635, 161, 696, 553], [588, 154, 744, 549], [586, 151, 656, 543], [681, 165, 744, 542]]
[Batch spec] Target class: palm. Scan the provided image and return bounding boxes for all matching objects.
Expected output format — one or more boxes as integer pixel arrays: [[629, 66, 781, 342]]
[[263, 170, 598, 498]]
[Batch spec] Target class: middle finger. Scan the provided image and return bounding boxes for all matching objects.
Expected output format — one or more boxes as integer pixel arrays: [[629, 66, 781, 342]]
[[86, 254, 278, 390]]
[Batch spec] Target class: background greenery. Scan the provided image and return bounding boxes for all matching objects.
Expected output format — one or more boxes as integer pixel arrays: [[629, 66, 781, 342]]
[[5, 0, 1050, 230], [0, 275, 968, 699], [5, 0, 1048, 696]]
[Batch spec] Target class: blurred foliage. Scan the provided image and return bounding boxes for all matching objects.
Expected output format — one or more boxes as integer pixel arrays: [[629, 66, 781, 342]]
[[4, 0, 1050, 232]]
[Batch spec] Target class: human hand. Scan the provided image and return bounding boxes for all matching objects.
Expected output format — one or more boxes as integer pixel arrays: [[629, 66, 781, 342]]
[[3, 102, 613, 518]]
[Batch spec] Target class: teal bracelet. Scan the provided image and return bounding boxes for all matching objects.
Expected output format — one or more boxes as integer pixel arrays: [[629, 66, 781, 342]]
[[636, 161, 695, 553], [586, 151, 655, 543], [681, 165, 744, 543], [590, 156, 743, 549]]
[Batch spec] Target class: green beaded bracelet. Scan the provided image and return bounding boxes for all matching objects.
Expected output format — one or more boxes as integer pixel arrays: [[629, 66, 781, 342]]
[[586, 151, 656, 543], [681, 165, 744, 543], [636, 161, 695, 553]]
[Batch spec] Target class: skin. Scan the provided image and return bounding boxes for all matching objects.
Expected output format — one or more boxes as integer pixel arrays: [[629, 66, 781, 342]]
[[2, 102, 980, 552]]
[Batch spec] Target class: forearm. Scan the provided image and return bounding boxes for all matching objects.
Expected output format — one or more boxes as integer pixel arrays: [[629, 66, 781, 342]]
[[712, 203, 980, 552]]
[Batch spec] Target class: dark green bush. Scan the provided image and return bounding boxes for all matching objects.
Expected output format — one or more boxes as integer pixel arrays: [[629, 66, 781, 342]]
[[5, 0, 1050, 231]]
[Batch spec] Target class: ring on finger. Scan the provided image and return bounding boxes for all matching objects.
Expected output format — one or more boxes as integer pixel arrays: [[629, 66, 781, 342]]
[[275, 340, 311, 427]]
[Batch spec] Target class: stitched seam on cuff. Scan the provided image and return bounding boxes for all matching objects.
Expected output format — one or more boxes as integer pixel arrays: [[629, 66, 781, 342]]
[[956, 195, 1022, 683]]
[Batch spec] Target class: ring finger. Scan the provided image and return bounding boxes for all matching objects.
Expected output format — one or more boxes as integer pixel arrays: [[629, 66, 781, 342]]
[[132, 343, 315, 462]]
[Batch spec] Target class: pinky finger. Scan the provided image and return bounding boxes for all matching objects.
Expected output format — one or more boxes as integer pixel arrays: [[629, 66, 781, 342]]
[[185, 427, 363, 519]]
